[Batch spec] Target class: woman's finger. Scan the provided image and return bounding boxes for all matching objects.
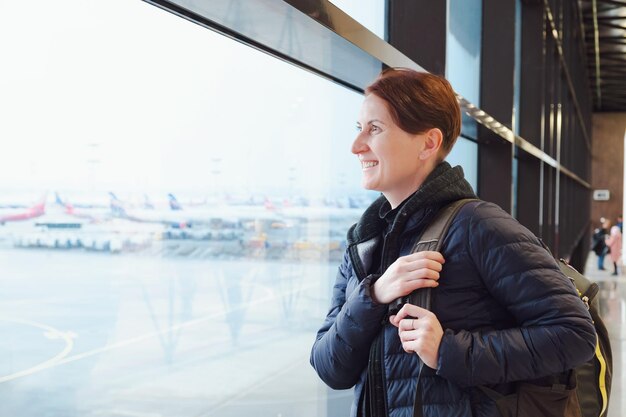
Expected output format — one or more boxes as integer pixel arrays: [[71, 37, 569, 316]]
[[406, 268, 440, 281], [398, 318, 416, 331], [393, 303, 432, 323], [407, 259, 444, 272], [401, 278, 439, 296], [401, 251, 445, 264]]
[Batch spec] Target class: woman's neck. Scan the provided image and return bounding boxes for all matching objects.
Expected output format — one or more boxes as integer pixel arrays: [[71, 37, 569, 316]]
[[385, 164, 436, 208]]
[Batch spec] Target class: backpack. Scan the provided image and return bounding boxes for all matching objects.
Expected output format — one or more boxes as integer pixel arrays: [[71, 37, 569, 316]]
[[403, 199, 612, 417], [555, 257, 612, 417]]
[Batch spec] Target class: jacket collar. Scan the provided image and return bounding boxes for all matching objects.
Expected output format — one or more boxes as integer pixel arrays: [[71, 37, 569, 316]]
[[348, 162, 476, 246]]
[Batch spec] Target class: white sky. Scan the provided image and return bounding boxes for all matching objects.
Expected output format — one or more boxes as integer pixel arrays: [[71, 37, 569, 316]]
[[0, 0, 370, 201]]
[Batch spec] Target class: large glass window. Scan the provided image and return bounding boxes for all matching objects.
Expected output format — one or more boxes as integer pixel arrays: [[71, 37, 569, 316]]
[[446, 0, 482, 107], [447, 139, 478, 190], [444, 0, 480, 191], [0, 1, 377, 415]]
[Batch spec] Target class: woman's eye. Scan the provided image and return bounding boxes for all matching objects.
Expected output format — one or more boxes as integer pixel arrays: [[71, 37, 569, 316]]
[[356, 125, 362, 132], [370, 125, 380, 133]]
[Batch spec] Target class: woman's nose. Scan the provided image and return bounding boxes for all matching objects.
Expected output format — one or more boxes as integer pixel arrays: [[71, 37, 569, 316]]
[[351, 132, 367, 155]]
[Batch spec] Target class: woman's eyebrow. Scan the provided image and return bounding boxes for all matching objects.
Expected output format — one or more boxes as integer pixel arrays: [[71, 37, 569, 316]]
[[364, 119, 386, 125]]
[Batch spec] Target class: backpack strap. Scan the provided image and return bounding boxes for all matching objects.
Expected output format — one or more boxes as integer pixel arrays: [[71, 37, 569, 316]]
[[404, 198, 478, 311], [409, 198, 478, 417], [415, 198, 479, 251]]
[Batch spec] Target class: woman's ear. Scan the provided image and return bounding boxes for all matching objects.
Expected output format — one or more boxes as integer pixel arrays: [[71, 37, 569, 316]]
[[418, 128, 444, 160]]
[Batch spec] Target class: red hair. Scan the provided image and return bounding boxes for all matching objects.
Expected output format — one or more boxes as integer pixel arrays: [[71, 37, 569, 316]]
[[365, 68, 461, 155]]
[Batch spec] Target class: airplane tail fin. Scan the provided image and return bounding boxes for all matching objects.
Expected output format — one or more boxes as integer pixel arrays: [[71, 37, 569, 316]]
[[109, 192, 126, 217], [168, 193, 183, 211], [54, 192, 64, 207], [31, 203, 46, 216], [264, 197, 276, 211], [54, 192, 74, 214], [31, 194, 47, 215]]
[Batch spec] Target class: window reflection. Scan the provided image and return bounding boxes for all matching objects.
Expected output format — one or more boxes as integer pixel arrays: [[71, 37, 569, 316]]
[[447, 138, 478, 191], [167, 0, 383, 92], [0, 1, 374, 415], [446, 0, 482, 106], [445, 0, 480, 191]]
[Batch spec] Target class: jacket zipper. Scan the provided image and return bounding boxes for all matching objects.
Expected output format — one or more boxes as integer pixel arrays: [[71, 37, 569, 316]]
[[368, 334, 385, 416], [371, 231, 391, 417]]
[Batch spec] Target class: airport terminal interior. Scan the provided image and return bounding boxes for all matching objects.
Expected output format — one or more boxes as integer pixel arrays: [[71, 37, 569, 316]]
[[1, 0, 625, 416]]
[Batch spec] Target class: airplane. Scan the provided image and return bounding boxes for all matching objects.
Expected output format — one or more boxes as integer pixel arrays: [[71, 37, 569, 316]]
[[10, 193, 160, 252], [109, 192, 284, 229], [279, 205, 364, 222], [54, 192, 112, 223], [274, 198, 364, 223], [0, 195, 46, 225]]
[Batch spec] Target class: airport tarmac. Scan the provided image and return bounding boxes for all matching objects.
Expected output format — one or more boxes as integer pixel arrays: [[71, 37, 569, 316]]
[[0, 248, 352, 417]]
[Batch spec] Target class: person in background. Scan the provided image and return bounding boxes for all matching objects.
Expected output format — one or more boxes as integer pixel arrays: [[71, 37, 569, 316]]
[[617, 215, 623, 233], [606, 221, 622, 276], [592, 218, 610, 270], [309, 68, 596, 417]]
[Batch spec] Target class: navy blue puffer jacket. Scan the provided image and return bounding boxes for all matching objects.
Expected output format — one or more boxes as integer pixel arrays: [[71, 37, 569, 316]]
[[310, 163, 596, 417]]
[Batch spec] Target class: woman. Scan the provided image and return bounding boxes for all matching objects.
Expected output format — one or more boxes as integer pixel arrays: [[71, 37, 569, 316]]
[[310, 69, 596, 417], [592, 218, 609, 270], [606, 222, 622, 276]]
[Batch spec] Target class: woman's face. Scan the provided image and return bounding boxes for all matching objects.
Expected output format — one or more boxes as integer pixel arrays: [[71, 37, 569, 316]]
[[352, 94, 427, 206]]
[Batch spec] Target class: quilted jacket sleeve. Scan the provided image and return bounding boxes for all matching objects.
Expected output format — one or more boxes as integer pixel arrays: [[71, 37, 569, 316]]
[[310, 250, 388, 390], [436, 202, 597, 387]]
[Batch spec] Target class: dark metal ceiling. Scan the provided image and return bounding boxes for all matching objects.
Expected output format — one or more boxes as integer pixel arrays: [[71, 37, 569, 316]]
[[579, 0, 626, 112]]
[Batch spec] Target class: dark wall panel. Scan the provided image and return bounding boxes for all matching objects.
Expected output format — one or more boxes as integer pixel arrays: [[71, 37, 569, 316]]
[[520, 2, 544, 148], [478, 132, 513, 212], [481, 0, 515, 126], [517, 155, 541, 236], [478, 0, 515, 212], [387, 0, 447, 75]]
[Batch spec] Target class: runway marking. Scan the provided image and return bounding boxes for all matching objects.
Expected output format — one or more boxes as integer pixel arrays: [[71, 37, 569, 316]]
[[0, 280, 318, 384], [0, 318, 74, 383]]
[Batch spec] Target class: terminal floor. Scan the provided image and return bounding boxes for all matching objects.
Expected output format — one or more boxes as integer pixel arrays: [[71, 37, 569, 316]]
[[584, 254, 625, 417]]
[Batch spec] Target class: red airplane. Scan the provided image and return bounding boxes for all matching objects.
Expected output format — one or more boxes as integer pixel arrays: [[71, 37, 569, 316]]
[[0, 197, 46, 225]]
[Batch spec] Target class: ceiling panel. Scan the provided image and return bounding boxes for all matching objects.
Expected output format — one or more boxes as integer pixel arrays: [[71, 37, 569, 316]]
[[580, 0, 626, 111]]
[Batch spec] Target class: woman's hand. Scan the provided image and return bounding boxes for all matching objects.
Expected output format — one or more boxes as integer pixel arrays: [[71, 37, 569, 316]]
[[389, 304, 443, 369], [370, 251, 444, 305]]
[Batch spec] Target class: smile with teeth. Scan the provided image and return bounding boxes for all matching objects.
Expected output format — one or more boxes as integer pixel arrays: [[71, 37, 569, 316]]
[[362, 161, 379, 169]]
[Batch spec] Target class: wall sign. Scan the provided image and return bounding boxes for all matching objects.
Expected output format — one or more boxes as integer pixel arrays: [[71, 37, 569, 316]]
[[593, 189, 610, 201]]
